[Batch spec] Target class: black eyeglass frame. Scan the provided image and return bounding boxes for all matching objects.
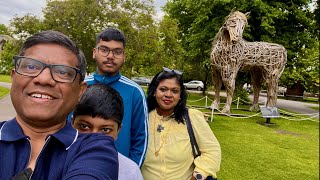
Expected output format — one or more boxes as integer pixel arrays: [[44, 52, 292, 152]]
[[13, 55, 83, 83], [96, 46, 125, 58]]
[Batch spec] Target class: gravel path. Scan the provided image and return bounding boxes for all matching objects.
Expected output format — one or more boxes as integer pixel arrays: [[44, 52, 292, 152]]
[[0, 82, 15, 121]]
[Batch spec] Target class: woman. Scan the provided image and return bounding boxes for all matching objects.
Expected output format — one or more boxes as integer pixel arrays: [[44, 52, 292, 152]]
[[141, 68, 221, 180]]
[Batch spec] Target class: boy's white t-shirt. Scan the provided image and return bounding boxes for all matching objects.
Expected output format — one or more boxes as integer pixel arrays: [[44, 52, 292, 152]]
[[118, 153, 144, 180]]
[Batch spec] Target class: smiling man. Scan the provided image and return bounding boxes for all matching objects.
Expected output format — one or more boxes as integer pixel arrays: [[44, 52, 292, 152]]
[[0, 30, 118, 179], [85, 28, 148, 167]]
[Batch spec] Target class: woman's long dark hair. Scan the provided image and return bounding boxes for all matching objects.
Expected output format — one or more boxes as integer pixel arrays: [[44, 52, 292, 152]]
[[147, 70, 188, 123]]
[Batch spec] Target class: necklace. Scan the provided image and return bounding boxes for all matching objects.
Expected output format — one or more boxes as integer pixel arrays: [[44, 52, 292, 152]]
[[153, 111, 172, 157]]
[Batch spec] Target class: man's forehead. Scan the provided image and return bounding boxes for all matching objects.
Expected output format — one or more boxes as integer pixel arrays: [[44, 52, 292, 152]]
[[22, 44, 78, 64]]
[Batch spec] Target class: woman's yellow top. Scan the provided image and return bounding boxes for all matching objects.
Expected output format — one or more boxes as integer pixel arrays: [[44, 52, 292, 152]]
[[141, 108, 221, 180]]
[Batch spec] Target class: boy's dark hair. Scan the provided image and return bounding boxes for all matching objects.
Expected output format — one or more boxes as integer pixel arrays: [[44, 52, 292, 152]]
[[73, 84, 124, 125], [19, 30, 86, 81], [96, 28, 126, 48]]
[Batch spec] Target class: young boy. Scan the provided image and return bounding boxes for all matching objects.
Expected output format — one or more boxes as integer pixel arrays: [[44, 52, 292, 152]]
[[72, 84, 143, 180]]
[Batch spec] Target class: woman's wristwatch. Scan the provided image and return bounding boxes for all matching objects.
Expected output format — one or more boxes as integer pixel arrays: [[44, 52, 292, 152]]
[[193, 171, 205, 180]]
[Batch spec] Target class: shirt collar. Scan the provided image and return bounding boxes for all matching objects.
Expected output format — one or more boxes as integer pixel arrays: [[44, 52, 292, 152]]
[[0, 119, 78, 149], [0, 118, 26, 141], [51, 121, 78, 149], [93, 71, 121, 85], [152, 109, 175, 121]]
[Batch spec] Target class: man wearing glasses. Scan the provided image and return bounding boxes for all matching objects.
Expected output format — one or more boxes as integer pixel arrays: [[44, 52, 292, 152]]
[[86, 28, 148, 167], [0, 30, 118, 179]]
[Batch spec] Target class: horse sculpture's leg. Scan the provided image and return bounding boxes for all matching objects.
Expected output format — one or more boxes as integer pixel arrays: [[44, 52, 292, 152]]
[[221, 71, 236, 114], [212, 68, 222, 110], [266, 72, 279, 107], [250, 68, 263, 111]]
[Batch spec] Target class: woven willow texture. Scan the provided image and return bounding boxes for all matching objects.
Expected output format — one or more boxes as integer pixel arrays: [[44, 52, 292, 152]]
[[0, 35, 13, 55], [210, 10, 287, 113]]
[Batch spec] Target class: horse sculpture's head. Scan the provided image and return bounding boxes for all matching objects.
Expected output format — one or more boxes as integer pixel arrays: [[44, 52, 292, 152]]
[[221, 10, 250, 43], [0, 35, 13, 52]]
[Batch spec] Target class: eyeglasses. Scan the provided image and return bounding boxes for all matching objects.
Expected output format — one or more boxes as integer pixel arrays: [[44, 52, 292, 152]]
[[162, 67, 183, 75], [13, 56, 83, 83], [97, 46, 124, 58]]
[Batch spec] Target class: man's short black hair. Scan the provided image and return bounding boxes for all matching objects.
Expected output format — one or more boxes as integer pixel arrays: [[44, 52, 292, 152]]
[[73, 84, 124, 125], [96, 28, 126, 48]]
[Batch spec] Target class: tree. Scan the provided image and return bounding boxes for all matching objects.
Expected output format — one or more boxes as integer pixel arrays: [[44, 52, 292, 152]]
[[10, 14, 47, 40], [164, 0, 318, 92], [0, 40, 21, 74], [42, 0, 105, 73], [156, 15, 186, 71], [0, 23, 20, 75], [0, 24, 9, 35], [6, 0, 160, 77], [281, 44, 319, 94]]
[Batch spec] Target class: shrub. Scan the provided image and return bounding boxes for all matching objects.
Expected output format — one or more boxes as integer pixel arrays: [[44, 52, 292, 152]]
[[233, 86, 251, 104]]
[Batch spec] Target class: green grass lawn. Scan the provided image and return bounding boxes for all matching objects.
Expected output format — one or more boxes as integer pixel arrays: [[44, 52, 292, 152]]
[[0, 86, 10, 98], [0, 75, 11, 98], [309, 106, 319, 111], [304, 97, 319, 104], [187, 93, 319, 179], [0, 74, 11, 83], [211, 116, 319, 179], [278, 95, 319, 104]]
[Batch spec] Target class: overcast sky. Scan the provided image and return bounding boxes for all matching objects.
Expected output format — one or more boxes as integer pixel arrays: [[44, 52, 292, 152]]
[[0, 0, 167, 26]]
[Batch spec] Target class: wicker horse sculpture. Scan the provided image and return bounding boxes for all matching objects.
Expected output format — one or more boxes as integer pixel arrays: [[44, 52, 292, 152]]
[[210, 10, 287, 113], [0, 35, 13, 55]]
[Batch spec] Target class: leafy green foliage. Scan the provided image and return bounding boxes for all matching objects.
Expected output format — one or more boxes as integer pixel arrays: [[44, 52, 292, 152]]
[[233, 86, 251, 105], [281, 44, 319, 93], [2, 0, 318, 93], [0, 24, 9, 35], [42, 0, 104, 73], [10, 14, 47, 40], [5, 0, 162, 77], [155, 15, 186, 72], [0, 40, 21, 75], [165, 0, 318, 92]]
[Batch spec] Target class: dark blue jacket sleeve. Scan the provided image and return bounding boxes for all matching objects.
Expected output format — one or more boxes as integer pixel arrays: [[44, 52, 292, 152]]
[[63, 133, 119, 179]]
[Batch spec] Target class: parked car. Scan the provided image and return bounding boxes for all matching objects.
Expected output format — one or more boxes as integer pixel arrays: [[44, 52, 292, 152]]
[[183, 80, 204, 91], [278, 86, 287, 96], [132, 77, 151, 86]]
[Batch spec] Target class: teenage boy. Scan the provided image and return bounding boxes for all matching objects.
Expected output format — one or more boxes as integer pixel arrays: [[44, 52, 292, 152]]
[[72, 84, 143, 180], [86, 28, 148, 166]]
